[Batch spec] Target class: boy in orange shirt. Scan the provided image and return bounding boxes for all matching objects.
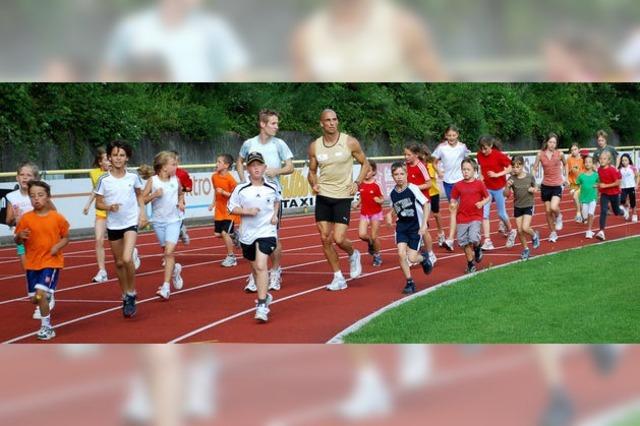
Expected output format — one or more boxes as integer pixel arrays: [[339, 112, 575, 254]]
[[14, 181, 69, 341], [208, 154, 240, 267]]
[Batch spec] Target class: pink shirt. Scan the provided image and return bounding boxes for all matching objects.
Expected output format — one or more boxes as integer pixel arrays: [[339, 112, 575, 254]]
[[539, 150, 564, 186]]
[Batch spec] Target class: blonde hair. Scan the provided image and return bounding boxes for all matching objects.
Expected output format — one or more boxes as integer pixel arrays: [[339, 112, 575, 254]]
[[138, 164, 154, 180], [152, 151, 177, 175]]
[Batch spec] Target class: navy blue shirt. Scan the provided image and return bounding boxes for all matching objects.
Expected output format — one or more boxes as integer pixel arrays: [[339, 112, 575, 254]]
[[390, 183, 428, 233]]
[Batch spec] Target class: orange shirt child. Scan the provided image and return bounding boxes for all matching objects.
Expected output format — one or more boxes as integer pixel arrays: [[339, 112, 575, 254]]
[[211, 171, 239, 222], [567, 155, 585, 188], [15, 211, 70, 270]]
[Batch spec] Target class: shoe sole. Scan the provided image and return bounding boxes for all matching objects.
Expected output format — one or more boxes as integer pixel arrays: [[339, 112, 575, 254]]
[[173, 264, 184, 290], [327, 285, 347, 291], [37, 331, 56, 340]]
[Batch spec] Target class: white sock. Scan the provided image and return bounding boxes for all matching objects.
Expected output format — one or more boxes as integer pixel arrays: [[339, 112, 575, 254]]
[[334, 271, 344, 280], [429, 251, 435, 257], [163, 282, 170, 289], [42, 315, 51, 328]]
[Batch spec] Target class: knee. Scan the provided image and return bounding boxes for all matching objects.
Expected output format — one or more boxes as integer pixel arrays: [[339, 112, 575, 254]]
[[358, 231, 369, 240], [333, 233, 346, 246], [320, 233, 333, 246]]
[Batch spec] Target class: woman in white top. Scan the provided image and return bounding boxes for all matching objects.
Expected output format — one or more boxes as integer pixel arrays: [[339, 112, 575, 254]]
[[143, 151, 186, 300], [95, 141, 147, 318]]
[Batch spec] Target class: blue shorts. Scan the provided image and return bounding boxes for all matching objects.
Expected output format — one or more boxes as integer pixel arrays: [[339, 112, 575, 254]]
[[153, 221, 181, 247], [26, 269, 60, 297], [395, 230, 422, 251], [16, 243, 25, 256]]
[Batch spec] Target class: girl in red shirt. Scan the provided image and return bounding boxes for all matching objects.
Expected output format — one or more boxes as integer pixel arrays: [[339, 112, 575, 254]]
[[596, 151, 627, 240], [355, 161, 385, 266]]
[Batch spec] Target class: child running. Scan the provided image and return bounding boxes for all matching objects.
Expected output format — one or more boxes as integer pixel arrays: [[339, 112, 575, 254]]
[[354, 160, 384, 266], [619, 153, 638, 223], [170, 150, 192, 245], [533, 133, 567, 243], [228, 152, 280, 322], [14, 181, 69, 340], [450, 158, 491, 274], [143, 151, 185, 300], [504, 156, 540, 260], [95, 140, 148, 318], [404, 144, 437, 266], [566, 143, 586, 223], [83, 147, 111, 283], [208, 153, 240, 268], [576, 155, 599, 238], [385, 162, 433, 295], [595, 151, 627, 240], [424, 148, 446, 246]]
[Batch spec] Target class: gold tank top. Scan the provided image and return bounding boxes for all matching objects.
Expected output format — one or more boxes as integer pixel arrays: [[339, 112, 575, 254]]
[[315, 133, 354, 199]]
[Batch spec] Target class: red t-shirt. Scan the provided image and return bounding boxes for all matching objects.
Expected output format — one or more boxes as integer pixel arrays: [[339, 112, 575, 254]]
[[597, 166, 622, 196], [358, 181, 384, 216], [406, 161, 431, 199], [176, 167, 193, 192], [477, 149, 511, 190], [451, 179, 489, 224]]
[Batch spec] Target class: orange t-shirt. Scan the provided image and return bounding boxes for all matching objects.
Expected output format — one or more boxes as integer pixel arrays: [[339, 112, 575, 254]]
[[15, 211, 69, 270], [211, 172, 239, 222], [567, 155, 585, 185]]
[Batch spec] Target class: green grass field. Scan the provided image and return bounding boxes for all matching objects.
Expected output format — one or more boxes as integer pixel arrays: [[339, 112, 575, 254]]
[[344, 237, 640, 343]]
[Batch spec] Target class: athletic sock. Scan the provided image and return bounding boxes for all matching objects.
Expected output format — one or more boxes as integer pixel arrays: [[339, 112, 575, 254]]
[[467, 261, 474, 269], [334, 271, 344, 280], [257, 298, 267, 306], [42, 315, 51, 328]]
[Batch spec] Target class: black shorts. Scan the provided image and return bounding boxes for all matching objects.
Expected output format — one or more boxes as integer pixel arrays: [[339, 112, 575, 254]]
[[107, 225, 138, 241], [514, 206, 534, 218], [214, 220, 234, 234], [430, 193, 440, 214], [540, 184, 562, 202], [315, 195, 352, 225], [241, 237, 277, 262]]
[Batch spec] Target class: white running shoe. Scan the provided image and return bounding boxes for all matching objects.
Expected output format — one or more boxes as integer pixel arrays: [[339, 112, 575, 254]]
[[481, 239, 495, 250], [221, 255, 237, 268], [595, 230, 605, 240], [621, 206, 630, 220], [92, 269, 108, 283], [254, 305, 269, 322], [180, 223, 190, 245], [244, 274, 257, 293], [633, 214, 638, 223], [585, 230, 594, 239], [437, 233, 446, 247], [172, 263, 183, 290], [549, 231, 558, 243], [429, 252, 437, 267], [133, 248, 141, 270], [575, 214, 583, 223], [498, 221, 507, 236], [327, 275, 348, 291], [506, 229, 517, 248], [339, 367, 392, 420], [443, 239, 454, 252], [349, 250, 362, 279], [555, 213, 563, 231], [36, 326, 56, 341], [268, 267, 282, 291], [156, 284, 170, 300]]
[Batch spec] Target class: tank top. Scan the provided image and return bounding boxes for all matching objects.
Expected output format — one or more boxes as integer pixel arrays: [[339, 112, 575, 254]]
[[540, 150, 564, 186], [315, 133, 354, 199], [150, 175, 181, 224]]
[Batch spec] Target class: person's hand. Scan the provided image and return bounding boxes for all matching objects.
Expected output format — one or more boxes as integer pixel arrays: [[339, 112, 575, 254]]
[[138, 215, 149, 229], [17, 229, 31, 240], [215, 187, 224, 195], [487, 171, 499, 178], [245, 207, 260, 216], [418, 226, 427, 236], [177, 200, 186, 213], [109, 204, 121, 213], [349, 182, 358, 196], [208, 204, 215, 212], [50, 246, 60, 256], [475, 201, 484, 209], [311, 184, 320, 194], [270, 215, 278, 225], [83, 207, 89, 215], [153, 188, 163, 198], [265, 169, 277, 179]]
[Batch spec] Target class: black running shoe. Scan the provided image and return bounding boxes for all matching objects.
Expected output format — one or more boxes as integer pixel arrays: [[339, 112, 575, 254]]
[[465, 264, 477, 274], [589, 345, 621, 375], [402, 281, 416, 294], [421, 253, 433, 275], [123, 294, 137, 318], [474, 246, 483, 263]]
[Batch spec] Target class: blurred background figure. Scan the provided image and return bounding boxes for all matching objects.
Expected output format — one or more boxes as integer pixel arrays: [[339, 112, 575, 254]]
[[290, 0, 447, 82], [338, 345, 432, 421], [102, 0, 249, 82], [122, 346, 218, 426], [617, 28, 640, 81]]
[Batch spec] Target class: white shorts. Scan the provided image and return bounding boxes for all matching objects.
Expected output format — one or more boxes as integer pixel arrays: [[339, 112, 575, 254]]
[[581, 201, 596, 217], [153, 221, 181, 247]]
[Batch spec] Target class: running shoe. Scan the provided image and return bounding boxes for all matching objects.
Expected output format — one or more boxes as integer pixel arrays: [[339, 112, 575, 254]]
[[372, 253, 382, 267], [402, 280, 416, 294], [585, 230, 594, 239], [420, 253, 433, 275], [520, 248, 530, 260], [172, 263, 183, 290], [133, 248, 141, 270], [221, 255, 237, 268], [549, 231, 558, 243], [437, 233, 446, 247], [532, 231, 541, 249], [443, 239, 454, 252], [244, 274, 257, 293], [429, 252, 437, 267], [474, 245, 483, 263], [156, 285, 170, 300], [36, 326, 56, 341], [349, 250, 362, 279], [465, 264, 477, 274], [268, 267, 282, 291], [595, 230, 605, 240], [555, 213, 563, 231], [326, 275, 348, 291], [123, 294, 137, 318], [92, 269, 108, 283], [481, 239, 495, 250], [506, 229, 517, 248], [180, 223, 190, 245]]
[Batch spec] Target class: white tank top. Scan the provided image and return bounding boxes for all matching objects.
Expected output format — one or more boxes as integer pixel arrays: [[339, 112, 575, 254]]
[[620, 165, 637, 189], [150, 175, 181, 224]]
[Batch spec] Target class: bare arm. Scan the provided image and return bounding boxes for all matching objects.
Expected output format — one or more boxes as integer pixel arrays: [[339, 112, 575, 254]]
[[398, 10, 448, 81], [94, 194, 112, 212], [307, 141, 320, 194], [83, 193, 96, 215], [136, 188, 148, 227], [348, 136, 370, 195], [532, 153, 541, 175], [5, 204, 16, 227], [265, 158, 294, 180], [236, 156, 246, 184], [50, 236, 69, 256]]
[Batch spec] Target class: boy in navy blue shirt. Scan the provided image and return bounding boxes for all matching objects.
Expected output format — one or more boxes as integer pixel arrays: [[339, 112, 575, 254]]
[[385, 162, 433, 294]]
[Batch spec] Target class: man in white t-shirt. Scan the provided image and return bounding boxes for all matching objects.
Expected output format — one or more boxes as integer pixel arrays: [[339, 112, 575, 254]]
[[237, 109, 294, 292], [431, 126, 470, 251]]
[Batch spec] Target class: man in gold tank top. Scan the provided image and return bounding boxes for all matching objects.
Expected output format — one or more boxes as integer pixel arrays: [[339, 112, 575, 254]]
[[308, 109, 370, 291]]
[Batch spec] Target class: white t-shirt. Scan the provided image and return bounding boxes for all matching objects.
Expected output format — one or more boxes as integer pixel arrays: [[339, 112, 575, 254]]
[[228, 181, 280, 244], [620, 165, 637, 189], [95, 172, 144, 230], [105, 8, 248, 82], [432, 141, 470, 184], [150, 175, 181, 224], [6, 190, 33, 224], [239, 136, 294, 190]]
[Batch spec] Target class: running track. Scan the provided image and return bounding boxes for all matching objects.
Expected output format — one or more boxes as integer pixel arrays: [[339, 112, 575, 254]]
[[0, 196, 638, 343]]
